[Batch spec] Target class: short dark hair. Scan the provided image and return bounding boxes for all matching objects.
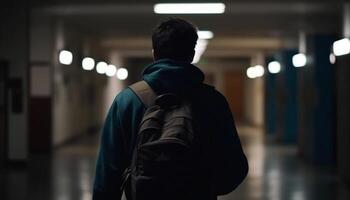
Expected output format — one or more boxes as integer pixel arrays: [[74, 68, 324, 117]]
[[152, 18, 198, 62]]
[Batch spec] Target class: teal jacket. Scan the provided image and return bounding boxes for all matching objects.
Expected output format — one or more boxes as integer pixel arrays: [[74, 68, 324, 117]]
[[93, 59, 248, 200]]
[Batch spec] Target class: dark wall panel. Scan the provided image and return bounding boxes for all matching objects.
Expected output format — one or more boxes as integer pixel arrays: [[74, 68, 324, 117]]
[[274, 50, 298, 144], [265, 57, 277, 138], [336, 54, 350, 183], [298, 34, 336, 165]]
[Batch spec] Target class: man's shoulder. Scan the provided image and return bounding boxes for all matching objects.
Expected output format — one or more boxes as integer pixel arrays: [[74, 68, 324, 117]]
[[198, 83, 227, 103], [113, 86, 144, 111]]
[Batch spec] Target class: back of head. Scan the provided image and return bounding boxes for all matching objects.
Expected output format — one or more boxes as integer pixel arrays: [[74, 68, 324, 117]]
[[152, 18, 198, 63]]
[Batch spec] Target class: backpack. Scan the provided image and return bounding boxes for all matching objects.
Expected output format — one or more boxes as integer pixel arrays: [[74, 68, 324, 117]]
[[121, 80, 198, 200]]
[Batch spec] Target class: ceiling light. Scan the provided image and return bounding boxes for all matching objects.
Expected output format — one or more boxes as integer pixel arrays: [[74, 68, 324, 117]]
[[333, 38, 350, 56], [96, 61, 108, 74], [246, 67, 256, 79], [292, 53, 307, 67], [254, 65, 265, 77], [268, 61, 281, 74], [106, 64, 117, 77], [329, 53, 336, 64], [59, 50, 73, 65], [154, 3, 225, 14], [116, 68, 128, 80], [197, 31, 214, 40], [246, 65, 265, 78], [82, 57, 95, 70], [192, 39, 208, 64]]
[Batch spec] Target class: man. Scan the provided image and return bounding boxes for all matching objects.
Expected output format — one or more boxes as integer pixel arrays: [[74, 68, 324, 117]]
[[93, 18, 248, 200]]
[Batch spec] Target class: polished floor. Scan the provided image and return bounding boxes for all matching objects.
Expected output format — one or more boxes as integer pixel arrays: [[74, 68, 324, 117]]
[[0, 126, 349, 200]]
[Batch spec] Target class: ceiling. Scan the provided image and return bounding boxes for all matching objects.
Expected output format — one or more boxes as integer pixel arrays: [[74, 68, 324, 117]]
[[31, 1, 345, 58]]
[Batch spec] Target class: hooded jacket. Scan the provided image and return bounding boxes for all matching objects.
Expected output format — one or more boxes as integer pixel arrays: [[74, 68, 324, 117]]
[[93, 59, 248, 200]]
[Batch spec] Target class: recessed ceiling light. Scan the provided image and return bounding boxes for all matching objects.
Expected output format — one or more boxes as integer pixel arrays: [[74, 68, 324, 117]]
[[333, 38, 350, 56], [82, 57, 95, 70], [292, 53, 307, 67], [96, 62, 108, 74], [116, 68, 128, 80], [268, 61, 281, 74], [59, 50, 73, 65]]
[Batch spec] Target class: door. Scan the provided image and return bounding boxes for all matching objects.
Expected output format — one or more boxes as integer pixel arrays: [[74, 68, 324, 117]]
[[223, 70, 244, 122], [0, 61, 9, 167], [29, 66, 52, 153]]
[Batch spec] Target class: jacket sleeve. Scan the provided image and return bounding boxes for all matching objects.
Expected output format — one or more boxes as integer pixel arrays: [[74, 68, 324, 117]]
[[211, 91, 249, 195], [92, 97, 127, 200]]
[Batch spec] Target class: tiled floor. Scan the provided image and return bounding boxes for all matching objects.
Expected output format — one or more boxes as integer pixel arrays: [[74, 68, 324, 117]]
[[0, 126, 349, 200]]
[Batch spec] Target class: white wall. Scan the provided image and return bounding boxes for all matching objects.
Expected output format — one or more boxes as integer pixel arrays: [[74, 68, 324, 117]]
[[50, 25, 129, 146], [102, 51, 125, 116], [244, 77, 265, 126], [243, 54, 265, 127], [52, 22, 107, 146]]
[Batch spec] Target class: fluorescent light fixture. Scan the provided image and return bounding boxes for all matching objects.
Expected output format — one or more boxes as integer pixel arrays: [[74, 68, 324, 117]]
[[154, 3, 225, 14], [333, 38, 350, 56], [96, 61, 108, 74], [292, 53, 307, 67], [197, 30, 214, 40], [106, 64, 117, 77], [116, 68, 128, 80], [268, 61, 281, 74], [59, 50, 73, 65], [192, 39, 208, 64], [82, 57, 95, 70]]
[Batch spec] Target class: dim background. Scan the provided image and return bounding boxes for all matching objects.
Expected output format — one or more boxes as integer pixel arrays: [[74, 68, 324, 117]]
[[1, 0, 350, 200]]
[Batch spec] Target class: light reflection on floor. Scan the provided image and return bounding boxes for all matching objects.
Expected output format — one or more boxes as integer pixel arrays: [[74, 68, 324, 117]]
[[219, 125, 350, 200], [0, 126, 349, 200]]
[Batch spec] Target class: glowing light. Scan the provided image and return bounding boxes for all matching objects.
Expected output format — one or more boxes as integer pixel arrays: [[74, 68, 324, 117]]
[[246, 65, 265, 79], [82, 57, 95, 70], [116, 68, 128, 80], [192, 39, 208, 64], [96, 62, 108, 74], [292, 53, 307, 67], [254, 65, 265, 77], [197, 31, 214, 40], [268, 61, 281, 74], [329, 53, 336, 64], [333, 38, 350, 56], [154, 3, 225, 14], [246, 67, 256, 79], [59, 50, 73, 65], [106, 64, 117, 77]]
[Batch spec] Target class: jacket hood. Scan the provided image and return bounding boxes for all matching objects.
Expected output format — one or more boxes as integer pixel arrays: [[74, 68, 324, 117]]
[[142, 59, 205, 95]]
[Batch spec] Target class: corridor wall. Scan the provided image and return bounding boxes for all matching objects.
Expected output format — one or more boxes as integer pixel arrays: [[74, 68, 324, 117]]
[[336, 54, 350, 183], [298, 35, 336, 165], [265, 57, 277, 138], [0, 1, 29, 161], [52, 23, 107, 147], [269, 50, 298, 144]]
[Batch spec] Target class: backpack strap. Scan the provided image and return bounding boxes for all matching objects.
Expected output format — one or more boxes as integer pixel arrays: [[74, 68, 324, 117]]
[[129, 81, 157, 108]]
